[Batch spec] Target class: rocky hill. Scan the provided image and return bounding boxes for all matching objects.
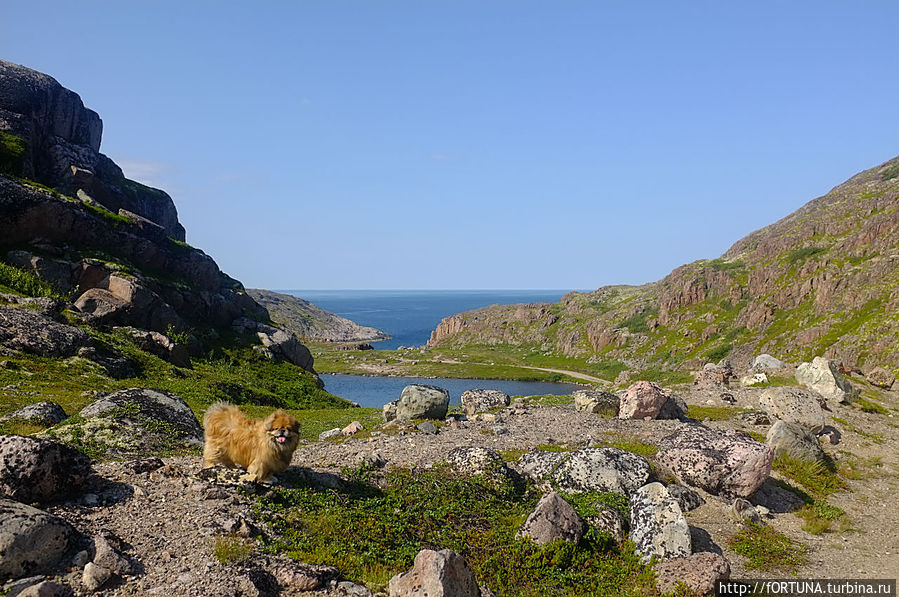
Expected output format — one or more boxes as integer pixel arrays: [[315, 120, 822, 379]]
[[428, 157, 899, 376], [247, 289, 388, 344]]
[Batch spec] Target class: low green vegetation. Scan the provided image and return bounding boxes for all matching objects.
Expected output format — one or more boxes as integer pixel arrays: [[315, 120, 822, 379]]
[[617, 308, 658, 334], [602, 435, 659, 457], [855, 395, 888, 415], [212, 536, 254, 564], [0, 131, 26, 175], [0, 261, 65, 298], [257, 467, 656, 596], [702, 342, 732, 362], [772, 454, 848, 497], [686, 404, 742, 421], [81, 201, 132, 226], [880, 162, 899, 181], [795, 501, 848, 535], [729, 521, 808, 573], [784, 246, 826, 264]]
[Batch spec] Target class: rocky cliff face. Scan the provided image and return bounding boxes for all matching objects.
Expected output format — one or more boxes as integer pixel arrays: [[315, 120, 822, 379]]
[[429, 157, 899, 374], [247, 289, 389, 343]]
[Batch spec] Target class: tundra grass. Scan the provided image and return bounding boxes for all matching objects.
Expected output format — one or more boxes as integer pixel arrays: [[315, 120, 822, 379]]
[[729, 521, 808, 573], [256, 467, 656, 596], [772, 454, 849, 497]]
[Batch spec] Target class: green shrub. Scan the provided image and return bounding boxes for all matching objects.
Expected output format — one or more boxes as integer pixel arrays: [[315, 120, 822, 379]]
[[729, 521, 808, 573], [785, 246, 826, 263], [772, 454, 848, 497], [0, 131, 26, 175], [0, 261, 61, 298], [703, 343, 732, 362]]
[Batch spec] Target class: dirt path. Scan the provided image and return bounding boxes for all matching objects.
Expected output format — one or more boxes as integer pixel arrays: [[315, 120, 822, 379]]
[[517, 365, 609, 385]]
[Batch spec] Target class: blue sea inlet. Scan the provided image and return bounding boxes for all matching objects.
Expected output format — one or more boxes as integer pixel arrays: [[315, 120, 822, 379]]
[[321, 373, 583, 409]]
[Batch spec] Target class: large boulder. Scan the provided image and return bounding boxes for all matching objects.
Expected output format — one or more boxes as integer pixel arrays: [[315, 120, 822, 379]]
[[123, 328, 190, 368], [573, 390, 619, 416], [553, 447, 651, 495], [629, 482, 691, 562], [0, 306, 91, 358], [73, 275, 180, 333], [750, 354, 788, 371], [654, 553, 731, 596], [0, 436, 90, 504], [43, 388, 202, 458], [388, 549, 481, 597], [656, 424, 773, 499], [516, 491, 584, 545], [795, 357, 858, 406], [0, 499, 81, 580], [0, 401, 68, 426], [618, 381, 669, 420], [512, 450, 569, 486], [383, 385, 449, 422], [257, 328, 314, 372], [766, 421, 826, 463], [866, 367, 895, 390], [758, 387, 826, 434], [460, 389, 509, 415], [446, 447, 516, 486]]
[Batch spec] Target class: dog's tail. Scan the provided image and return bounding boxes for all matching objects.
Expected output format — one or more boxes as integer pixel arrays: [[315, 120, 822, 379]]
[[202, 402, 245, 435]]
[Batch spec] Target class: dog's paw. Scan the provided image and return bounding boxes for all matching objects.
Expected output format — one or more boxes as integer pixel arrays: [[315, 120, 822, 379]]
[[238, 472, 258, 483]]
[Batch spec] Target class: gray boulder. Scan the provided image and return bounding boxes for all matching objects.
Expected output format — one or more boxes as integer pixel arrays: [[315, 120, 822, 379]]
[[759, 387, 826, 434], [513, 450, 569, 485], [866, 366, 895, 390], [123, 328, 190, 368], [572, 390, 619, 417], [586, 506, 626, 543], [16, 580, 74, 597], [0, 499, 81, 580], [0, 436, 90, 504], [766, 421, 826, 463], [0, 402, 68, 426], [446, 447, 514, 485], [629, 482, 691, 562], [619, 381, 669, 419], [516, 491, 584, 545], [750, 354, 788, 371], [656, 424, 773, 499], [388, 549, 480, 597], [257, 328, 314, 372], [384, 385, 449, 422], [795, 356, 858, 406], [460, 389, 509, 415], [43, 388, 202, 459], [729, 498, 762, 524], [666, 484, 705, 512], [0, 307, 91, 358], [657, 394, 688, 420], [553, 447, 651, 495]]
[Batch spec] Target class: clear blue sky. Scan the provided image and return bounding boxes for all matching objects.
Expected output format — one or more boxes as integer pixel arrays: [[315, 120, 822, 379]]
[[2, 1, 897, 290]]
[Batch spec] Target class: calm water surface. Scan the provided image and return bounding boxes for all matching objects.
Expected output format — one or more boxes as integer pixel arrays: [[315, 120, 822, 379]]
[[322, 373, 582, 408]]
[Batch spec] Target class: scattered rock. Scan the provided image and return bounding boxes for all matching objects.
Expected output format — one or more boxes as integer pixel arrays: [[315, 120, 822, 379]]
[[572, 390, 619, 416], [766, 421, 826, 463], [0, 401, 68, 426], [354, 452, 387, 470], [740, 373, 768, 387], [342, 421, 363, 436], [388, 549, 481, 597], [553, 447, 651, 495], [272, 561, 339, 591], [517, 491, 584, 545], [739, 411, 771, 426], [91, 531, 136, 575], [693, 364, 731, 389], [618, 381, 669, 420], [585, 506, 626, 543], [81, 562, 112, 592], [750, 354, 787, 371], [759, 387, 826, 434], [795, 356, 858, 406], [729, 498, 762, 524], [416, 421, 438, 435], [460, 389, 510, 415], [0, 306, 92, 358], [383, 385, 450, 422], [17, 581, 73, 597], [629, 482, 691, 562], [666, 484, 705, 512], [319, 428, 342, 441], [0, 436, 91, 504], [865, 366, 895, 390], [654, 552, 731, 596], [123, 328, 190, 368], [656, 423, 773, 498], [447, 447, 514, 485], [0, 499, 81, 580]]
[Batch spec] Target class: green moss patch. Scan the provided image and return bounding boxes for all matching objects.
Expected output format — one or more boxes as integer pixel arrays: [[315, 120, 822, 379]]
[[0, 132, 26, 175], [729, 521, 808, 573]]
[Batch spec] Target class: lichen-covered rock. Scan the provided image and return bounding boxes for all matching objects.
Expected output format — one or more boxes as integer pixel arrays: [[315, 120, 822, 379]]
[[516, 491, 584, 545], [272, 561, 340, 591], [385, 385, 450, 422], [572, 390, 619, 416], [42, 388, 202, 459], [388, 549, 481, 597], [0, 401, 68, 426], [766, 421, 826, 463], [759, 387, 826, 434], [512, 450, 569, 485], [553, 447, 651, 495], [795, 356, 858, 406], [446, 447, 515, 486], [629, 482, 691, 562], [741, 373, 768, 386], [666, 484, 705, 512], [657, 394, 688, 420], [750, 354, 788, 371], [619, 381, 669, 419], [0, 436, 90, 504], [0, 499, 81, 580], [460, 389, 509, 415], [654, 552, 731, 595], [257, 328, 314, 372], [0, 306, 91, 358], [866, 366, 895, 390], [586, 506, 626, 543], [656, 423, 773, 499]]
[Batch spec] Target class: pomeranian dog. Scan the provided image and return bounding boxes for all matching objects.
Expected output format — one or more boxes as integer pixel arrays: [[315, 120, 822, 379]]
[[202, 403, 300, 482]]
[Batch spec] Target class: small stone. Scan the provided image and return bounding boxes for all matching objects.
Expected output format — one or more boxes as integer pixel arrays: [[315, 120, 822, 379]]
[[318, 428, 342, 441], [729, 498, 762, 524], [416, 421, 438, 435], [81, 493, 99, 507], [72, 550, 90, 568], [82, 562, 113, 592]]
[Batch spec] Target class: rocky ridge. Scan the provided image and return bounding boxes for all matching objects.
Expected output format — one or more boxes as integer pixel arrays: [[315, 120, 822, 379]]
[[427, 157, 899, 376]]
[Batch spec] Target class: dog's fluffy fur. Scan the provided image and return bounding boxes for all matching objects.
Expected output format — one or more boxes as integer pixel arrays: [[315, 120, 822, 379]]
[[202, 403, 300, 482]]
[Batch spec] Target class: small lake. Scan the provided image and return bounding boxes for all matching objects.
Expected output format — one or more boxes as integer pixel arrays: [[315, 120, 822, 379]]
[[322, 373, 583, 409]]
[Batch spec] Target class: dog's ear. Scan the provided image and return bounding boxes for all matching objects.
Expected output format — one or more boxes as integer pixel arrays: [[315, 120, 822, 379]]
[[291, 420, 301, 433], [263, 413, 276, 431]]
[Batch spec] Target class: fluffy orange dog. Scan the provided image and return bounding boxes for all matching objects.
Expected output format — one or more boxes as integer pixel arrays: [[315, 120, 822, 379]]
[[202, 403, 300, 482]]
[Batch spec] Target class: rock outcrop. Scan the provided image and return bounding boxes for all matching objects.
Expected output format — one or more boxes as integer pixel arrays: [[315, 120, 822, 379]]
[[0, 306, 91, 358], [0, 436, 91, 504]]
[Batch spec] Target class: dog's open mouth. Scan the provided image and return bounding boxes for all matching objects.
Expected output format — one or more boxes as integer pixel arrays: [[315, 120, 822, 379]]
[[274, 435, 287, 444]]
